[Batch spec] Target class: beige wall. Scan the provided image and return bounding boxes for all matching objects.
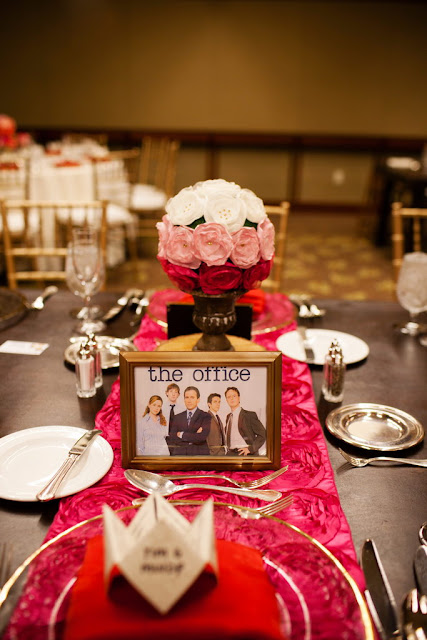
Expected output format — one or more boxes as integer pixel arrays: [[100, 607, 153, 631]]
[[2, 0, 427, 137]]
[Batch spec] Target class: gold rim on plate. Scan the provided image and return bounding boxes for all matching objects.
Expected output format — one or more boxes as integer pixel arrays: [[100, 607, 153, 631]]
[[0, 500, 374, 640]]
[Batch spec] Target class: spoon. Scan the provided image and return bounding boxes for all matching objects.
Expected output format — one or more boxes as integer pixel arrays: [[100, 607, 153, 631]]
[[125, 469, 282, 502], [402, 589, 427, 640], [419, 522, 427, 546], [29, 286, 59, 310]]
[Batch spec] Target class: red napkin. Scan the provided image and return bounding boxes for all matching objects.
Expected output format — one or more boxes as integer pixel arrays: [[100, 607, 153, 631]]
[[180, 288, 266, 316], [55, 160, 82, 168], [0, 161, 19, 170], [64, 535, 284, 640]]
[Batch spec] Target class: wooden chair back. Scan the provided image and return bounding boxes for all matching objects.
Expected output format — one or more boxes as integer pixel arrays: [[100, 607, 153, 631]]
[[138, 136, 180, 198], [261, 201, 290, 292], [391, 202, 427, 281], [1, 199, 108, 289]]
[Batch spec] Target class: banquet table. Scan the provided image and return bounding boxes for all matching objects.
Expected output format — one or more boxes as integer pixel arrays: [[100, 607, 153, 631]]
[[0, 289, 426, 637]]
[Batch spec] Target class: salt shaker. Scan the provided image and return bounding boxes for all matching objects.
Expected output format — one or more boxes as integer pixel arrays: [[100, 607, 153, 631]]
[[87, 333, 103, 388], [75, 341, 96, 398], [322, 339, 345, 402]]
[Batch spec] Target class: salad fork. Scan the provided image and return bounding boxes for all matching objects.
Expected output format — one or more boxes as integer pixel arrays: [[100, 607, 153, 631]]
[[162, 466, 288, 489], [339, 448, 427, 468], [229, 495, 294, 520]]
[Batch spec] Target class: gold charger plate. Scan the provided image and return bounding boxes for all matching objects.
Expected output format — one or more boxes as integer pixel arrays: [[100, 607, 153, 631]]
[[0, 501, 373, 640]]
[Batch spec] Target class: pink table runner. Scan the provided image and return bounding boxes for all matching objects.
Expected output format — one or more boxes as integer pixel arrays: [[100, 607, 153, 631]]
[[5, 292, 366, 638]]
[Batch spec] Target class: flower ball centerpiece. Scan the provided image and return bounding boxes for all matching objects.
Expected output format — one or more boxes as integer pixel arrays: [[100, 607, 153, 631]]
[[157, 179, 275, 351]]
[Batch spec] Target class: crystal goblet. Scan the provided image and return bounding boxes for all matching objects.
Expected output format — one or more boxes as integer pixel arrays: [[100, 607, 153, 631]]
[[395, 252, 427, 336]]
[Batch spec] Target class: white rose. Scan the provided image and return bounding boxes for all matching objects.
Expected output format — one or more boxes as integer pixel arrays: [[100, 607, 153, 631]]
[[238, 188, 266, 223], [165, 186, 205, 225], [204, 194, 246, 233], [194, 179, 241, 197]]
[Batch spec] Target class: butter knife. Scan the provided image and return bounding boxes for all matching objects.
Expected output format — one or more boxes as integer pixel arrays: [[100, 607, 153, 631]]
[[415, 546, 427, 596], [361, 539, 402, 640], [297, 326, 315, 363], [101, 289, 143, 323], [36, 429, 102, 501]]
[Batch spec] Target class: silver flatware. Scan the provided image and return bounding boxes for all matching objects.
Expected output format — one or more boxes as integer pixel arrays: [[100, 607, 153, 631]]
[[402, 589, 427, 640], [420, 522, 427, 546], [297, 326, 315, 363], [229, 495, 293, 519], [361, 538, 402, 640], [129, 293, 150, 327], [29, 286, 59, 310], [339, 448, 427, 468], [415, 547, 427, 596], [162, 466, 288, 489], [101, 288, 143, 323], [125, 469, 282, 503], [36, 429, 102, 501]]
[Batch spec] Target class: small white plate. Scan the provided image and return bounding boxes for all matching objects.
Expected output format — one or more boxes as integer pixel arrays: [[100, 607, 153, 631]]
[[276, 328, 369, 365], [0, 426, 113, 501]]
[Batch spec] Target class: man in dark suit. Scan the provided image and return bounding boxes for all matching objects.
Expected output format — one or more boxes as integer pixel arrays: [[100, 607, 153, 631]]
[[168, 386, 211, 456], [224, 386, 266, 456], [206, 392, 226, 455]]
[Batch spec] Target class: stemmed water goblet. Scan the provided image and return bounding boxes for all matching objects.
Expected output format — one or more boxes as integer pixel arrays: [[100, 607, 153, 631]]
[[395, 252, 427, 336], [67, 227, 106, 334]]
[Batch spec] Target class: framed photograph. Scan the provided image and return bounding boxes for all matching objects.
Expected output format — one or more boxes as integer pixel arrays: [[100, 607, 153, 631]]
[[120, 351, 282, 471]]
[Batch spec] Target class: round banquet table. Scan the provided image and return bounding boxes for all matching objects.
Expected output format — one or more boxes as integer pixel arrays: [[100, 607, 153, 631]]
[[0, 289, 426, 634]]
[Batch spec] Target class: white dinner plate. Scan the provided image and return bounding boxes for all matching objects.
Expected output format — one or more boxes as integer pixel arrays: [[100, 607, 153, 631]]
[[276, 328, 369, 365], [0, 426, 113, 501]]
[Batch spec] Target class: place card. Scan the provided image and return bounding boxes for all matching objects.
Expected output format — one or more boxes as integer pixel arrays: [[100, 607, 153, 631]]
[[0, 340, 49, 355], [103, 494, 218, 614]]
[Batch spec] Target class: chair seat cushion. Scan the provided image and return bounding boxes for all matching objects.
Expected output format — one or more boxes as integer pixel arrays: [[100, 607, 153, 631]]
[[130, 184, 167, 210]]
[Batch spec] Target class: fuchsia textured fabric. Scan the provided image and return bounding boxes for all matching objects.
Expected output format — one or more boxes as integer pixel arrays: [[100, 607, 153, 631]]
[[4, 291, 366, 639]]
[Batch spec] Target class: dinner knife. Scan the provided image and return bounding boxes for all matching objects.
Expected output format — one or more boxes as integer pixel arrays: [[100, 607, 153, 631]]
[[415, 546, 427, 596], [297, 326, 315, 363], [101, 289, 143, 323], [36, 429, 102, 501], [361, 539, 402, 640]]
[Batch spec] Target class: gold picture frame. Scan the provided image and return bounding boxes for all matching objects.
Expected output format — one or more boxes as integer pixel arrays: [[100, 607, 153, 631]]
[[120, 351, 282, 470]]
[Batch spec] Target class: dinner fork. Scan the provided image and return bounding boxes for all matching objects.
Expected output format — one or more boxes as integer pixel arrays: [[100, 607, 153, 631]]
[[339, 448, 427, 468], [162, 466, 288, 489], [229, 495, 294, 520]]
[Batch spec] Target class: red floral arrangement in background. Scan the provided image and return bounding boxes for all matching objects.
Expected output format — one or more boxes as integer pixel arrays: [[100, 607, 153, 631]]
[[0, 114, 32, 151], [157, 179, 275, 294]]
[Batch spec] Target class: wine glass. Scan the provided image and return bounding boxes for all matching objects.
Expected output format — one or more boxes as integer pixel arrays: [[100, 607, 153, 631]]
[[395, 252, 427, 336], [68, 227, 106, 334]]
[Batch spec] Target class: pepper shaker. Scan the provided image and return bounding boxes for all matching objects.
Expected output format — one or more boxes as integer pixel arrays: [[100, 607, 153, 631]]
[[75, 341, 96, 398], [87, 333, 103, 388], [322, 339, 345, 402]]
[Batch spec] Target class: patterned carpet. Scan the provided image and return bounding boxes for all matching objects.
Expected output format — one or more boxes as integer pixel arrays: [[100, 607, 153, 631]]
[[107, 213, 396, 302]]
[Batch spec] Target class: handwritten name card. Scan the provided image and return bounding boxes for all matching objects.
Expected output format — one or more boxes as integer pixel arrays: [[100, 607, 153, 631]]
[[103, 494, 217, 613]]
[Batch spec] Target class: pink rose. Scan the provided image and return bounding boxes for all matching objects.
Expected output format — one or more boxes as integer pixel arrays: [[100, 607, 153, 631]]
[[257, 217, 275, 260], [230, 227, 261, 268], [159, 258, 200, 292], [242, 259, 272, 289], [199, 263, 243, 294], [0, 114, 16, 136], [156, 214, 173, 258], [193, 222, 233, 266], [165, 225, 201, 269]]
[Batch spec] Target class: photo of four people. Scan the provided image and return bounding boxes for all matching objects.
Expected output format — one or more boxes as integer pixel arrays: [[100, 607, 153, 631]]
[[136, 378, 267, 458]]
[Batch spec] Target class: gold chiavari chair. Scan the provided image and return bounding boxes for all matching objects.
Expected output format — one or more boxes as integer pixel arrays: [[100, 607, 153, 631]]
[[391, 202, 427, 281], [261, 201, 290, 293], [128, 137, 180, 256], [0, 199, 108, 289]]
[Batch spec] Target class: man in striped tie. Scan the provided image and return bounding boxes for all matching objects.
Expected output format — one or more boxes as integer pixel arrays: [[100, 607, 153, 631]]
[[168, 386, 211, 456]]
